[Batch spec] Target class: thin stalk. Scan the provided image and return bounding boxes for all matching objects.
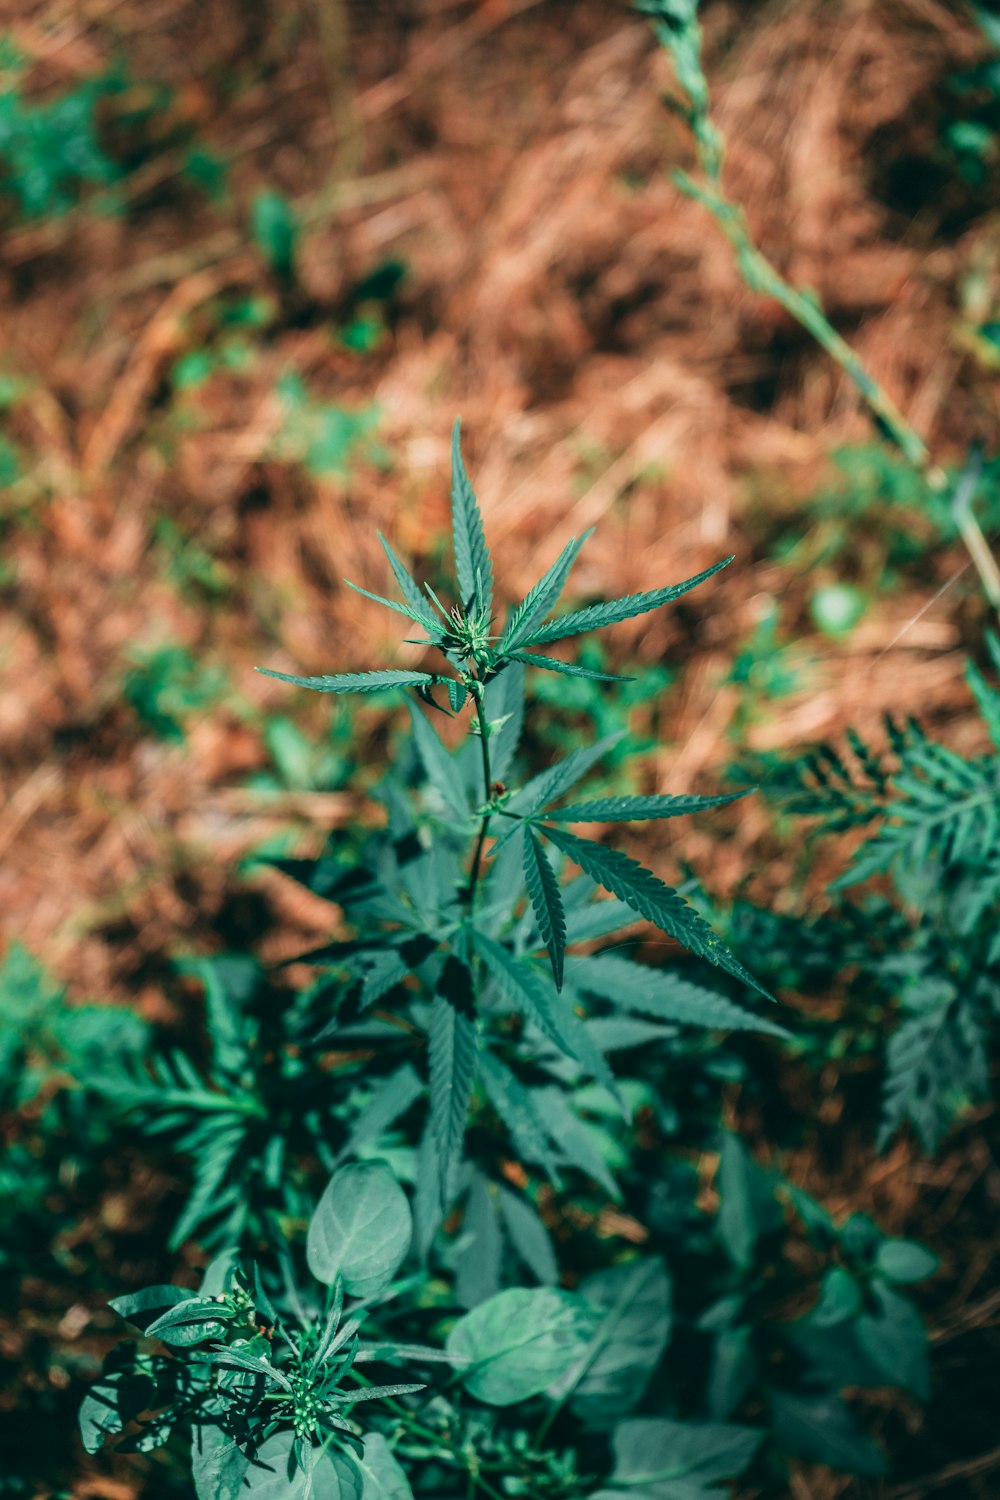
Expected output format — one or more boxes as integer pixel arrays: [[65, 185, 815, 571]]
[[651, 9, 1000, 620], [464, 682, 494, 909]]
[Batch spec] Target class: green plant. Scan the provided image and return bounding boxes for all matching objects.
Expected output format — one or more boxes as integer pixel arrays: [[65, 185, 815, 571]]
[[731, 632, 1000, 1151], [123, 642, 232, 743], [640, 0, 1000, 614], [82, 426, 941, 1494]]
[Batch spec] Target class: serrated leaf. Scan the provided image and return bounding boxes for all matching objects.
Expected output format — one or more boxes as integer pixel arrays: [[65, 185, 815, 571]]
[[522, 556, 733, 647], [543, 790, 747, 823], [344, 579, 441, 630], [500, 532, 592, 653], [571, 954, 788, 1037], [478, 1051, 562, 1182], [428, 974, 479, 1207], [377, 531, 441, 630], [507, 651, 632, 682], [451, 419, 493, 616], [506, 732, 626, 822], [257, 668, 439, 695], [473, 931, 576, 1060], [532, 1084, 621, 1199], [408, 701, 473, 819], [524, 828, 566, 989], [539, 825, 772, 1000]]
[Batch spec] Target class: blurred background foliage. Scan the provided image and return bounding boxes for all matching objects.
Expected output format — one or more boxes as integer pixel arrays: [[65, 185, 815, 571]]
[[1, 0, 1000, 1497]]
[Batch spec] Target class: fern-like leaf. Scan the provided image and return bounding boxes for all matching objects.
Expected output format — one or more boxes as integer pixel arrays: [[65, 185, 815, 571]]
[[451, 420, 493, 617], [428, 963, 479, 1207], [538, 824, 772, 1000], [571, 954, 788, 1037], [506, 651, 632, 682], [521, 556, 732, 647], [478, 1051, 561, 1183], [257, 667, 441, 695], [500, 533, 592, 653], [377, 531, 441, 630], [523, 829, 566, 989], [543, 790, 747, 823]]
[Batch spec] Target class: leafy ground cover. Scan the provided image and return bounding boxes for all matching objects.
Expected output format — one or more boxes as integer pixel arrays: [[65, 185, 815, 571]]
[[2, 1, 999, 1497]]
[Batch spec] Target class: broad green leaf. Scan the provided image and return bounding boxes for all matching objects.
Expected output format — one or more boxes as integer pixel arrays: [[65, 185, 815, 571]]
[[258, 668, 439, 695], [408, 701, 472, 819], [456, 1172, 503, 1308], [605, 1416, 761, 1492], [507, 650, 631, 682], [500, 532, 592, 653], [716, 1134, 783, 1271], [80, 1355, 156, 1455], [244, 1432, 362, 1499], [770, 1390, 887, 1476], [802, 1267, 862, 1329], [192, 1423, 250, 1500], [543, 791, 746, 823], [522, 556, 733, 647], [428, 966, 479, 1206], [875, 1239, 939, 1284], [377, 531, 441, 630], [569, 955, 788, 1037], [354, 1434, 414, 1500], [539, 825, 772, 999], [108, 1285, 191, 1333], [856, 1282, 931, 1400], [306, 1162, 413, 1297], [451, 419, 493, 616], [448, 1286, 596, 1404], [554, 1257, 672, 1423], [145, 1297, 229, 1347], [524, 828, 566, 989]]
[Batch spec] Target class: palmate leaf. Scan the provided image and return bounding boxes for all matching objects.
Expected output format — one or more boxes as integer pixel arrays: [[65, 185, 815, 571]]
[[474, 934, 622, 1104], [428, 961, 479, 1207], [377, 531, 441, 630], [538, 824, 772, 1000], [506, 732, 626, 822], [343, 579, 441, 631], [257, 667, 441, 695], [507, 651, 632, 682], [543, 790, 747, 823], [521, 555, 733, 647], [451, 419, 493, 617], [523, 828, 566, 988], [500, 532, 592, 653]]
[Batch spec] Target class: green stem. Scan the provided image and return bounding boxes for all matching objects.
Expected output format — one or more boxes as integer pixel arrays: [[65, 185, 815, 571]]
[[465, 682, 494, 909], [654, 11, 1000, 620]]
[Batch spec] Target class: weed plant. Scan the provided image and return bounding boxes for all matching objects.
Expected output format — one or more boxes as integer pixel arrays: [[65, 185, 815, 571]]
[[79, 428, 941, 1497]]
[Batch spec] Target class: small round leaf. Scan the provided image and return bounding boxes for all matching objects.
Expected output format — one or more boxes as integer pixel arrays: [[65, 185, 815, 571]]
[[306, 1162, 412, 1298]]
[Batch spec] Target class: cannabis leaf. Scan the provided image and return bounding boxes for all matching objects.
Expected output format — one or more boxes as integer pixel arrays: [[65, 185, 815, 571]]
[[538, 823, 772, 999], [500, 533, 592, 653], [429, 960, 479, 1207], [542, 790, 747, 823], [451, 420, 493, 618], [523, 828, 566, 989], [257, 668, 442, 695], [521, 556, 733, 647]]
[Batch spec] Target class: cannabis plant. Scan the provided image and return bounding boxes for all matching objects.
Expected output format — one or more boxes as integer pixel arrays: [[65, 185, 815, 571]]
[[82, 425, 940, 1494]]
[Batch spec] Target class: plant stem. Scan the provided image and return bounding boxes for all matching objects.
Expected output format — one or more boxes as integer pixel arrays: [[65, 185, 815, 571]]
[[652, 8, 1000, 619], [465, 682, 494, 909]]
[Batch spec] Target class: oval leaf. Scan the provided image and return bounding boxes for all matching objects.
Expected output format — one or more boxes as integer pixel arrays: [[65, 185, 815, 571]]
[[307, 1163, 413, 1298]]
